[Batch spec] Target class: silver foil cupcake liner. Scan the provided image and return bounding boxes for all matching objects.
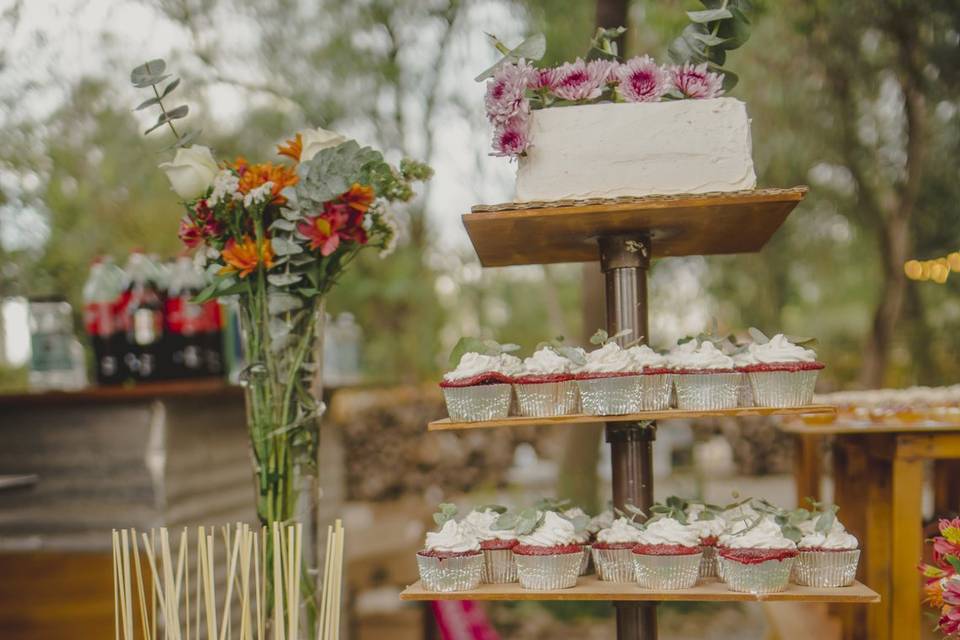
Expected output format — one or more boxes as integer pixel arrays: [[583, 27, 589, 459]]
[[792, 549, 860, 587], [579, 545, 591, 575], [674, 373, 741, 410], [699, 545, 718, 578], [513, 552, 582, 590], [633, 553, 702, 590], [638, 374, 675, 411], [481, 548, 518, 584], [719, 556, 795, 594], [748, 370, 820, 408], [515, 380, 580, 417], [737, 375, 755, 407], [577, 375, 643, 415], [442, 384, 512, 422], [592, 547, 637, 583], [416, 553, 484, 592]]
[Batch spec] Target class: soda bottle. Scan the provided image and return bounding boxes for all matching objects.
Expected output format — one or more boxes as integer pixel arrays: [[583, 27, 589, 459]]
[[82, 256, 126, 384], [164, 256, 207, 378], [120, 251, 166, 381]]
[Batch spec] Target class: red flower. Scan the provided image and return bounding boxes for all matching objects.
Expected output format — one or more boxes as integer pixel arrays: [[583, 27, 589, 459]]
[[297, 202, 368, 257], [178, 216, 204, 248], [342, 183, 375, 214]]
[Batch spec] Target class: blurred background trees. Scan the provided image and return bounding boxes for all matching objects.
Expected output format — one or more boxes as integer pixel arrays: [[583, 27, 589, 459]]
[[0, 0, 958, 391]]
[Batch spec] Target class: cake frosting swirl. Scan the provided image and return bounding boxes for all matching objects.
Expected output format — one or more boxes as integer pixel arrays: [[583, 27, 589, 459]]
[[588, 509, 615, 535], [667, 341, 735, 371], [744, 334, 816, 365], [798, 529, 858, 550], [443, 352, 521, 381], [580, 342, 634, 374], [686, 507, 727, 542], [596, 517, 643, 544], [635, 517, 701, 547], [522, 347, 577, 375], [463, 509, 517, 542], [562, 507, 591, 544], [719, 518, 796, 550], [517, 511, 577, 547], [625, 344, 667, 371], [425, 519, 481, 553]]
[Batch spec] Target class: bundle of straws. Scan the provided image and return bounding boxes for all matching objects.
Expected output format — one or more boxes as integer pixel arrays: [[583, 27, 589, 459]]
[[112, 521, 345, 640]]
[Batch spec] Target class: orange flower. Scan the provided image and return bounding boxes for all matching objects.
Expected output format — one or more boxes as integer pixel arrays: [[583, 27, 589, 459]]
[[219, 236, 275, 278], [230, 158, 299, 206], [277, 133, 303, 162], [925, 578, 945, 608], [342, 183, 375, 214]]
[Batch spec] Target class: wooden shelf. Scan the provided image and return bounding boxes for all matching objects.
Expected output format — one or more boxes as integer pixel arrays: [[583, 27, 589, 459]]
[[776, 419, 960, 436], [400, 576, 879, 603], [464, 187, 807, 267], [429, 404, 836, 431]]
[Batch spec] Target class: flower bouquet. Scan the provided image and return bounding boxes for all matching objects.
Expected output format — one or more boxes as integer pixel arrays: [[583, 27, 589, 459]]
[[130, 56, 431, 546], [920, 517, 960, 637]]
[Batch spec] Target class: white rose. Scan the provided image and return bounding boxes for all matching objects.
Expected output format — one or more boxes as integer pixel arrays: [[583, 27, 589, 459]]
[[300, 127, 349, 162], [158, 146, 219, 200]]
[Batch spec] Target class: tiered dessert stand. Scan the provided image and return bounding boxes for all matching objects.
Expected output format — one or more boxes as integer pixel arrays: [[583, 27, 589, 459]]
[[401, 188, 879, 640]]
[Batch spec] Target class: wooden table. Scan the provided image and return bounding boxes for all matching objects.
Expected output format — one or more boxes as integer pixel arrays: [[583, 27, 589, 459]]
[[778, 419, 960, 640]]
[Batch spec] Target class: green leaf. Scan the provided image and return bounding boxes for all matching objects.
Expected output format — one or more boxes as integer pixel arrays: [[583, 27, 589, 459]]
[[131, 59, 166, 83], [267, 272, 303, 287], [815, 510, 836, 534], [267, 292, 303, 314], [161, 78, 180, 98], [473, 33, 546, 82], [687, 8, 733, 23], [134, 96, 161, 111], [492, 512, 519, 530], [693, 32, 728, 47], [479, 504, 507, 515], [947, 555, 960, 574], [164, 129, 202, 151], [721, 69, 739, 91], [271, 236, 304, 256], [295, 140, 381, 208], [786, 335, 819, 348], [781, 524, 802, 543], [669, 24, 709, 64], [144, 104, 189, 135], [748, 327, 770, 344]]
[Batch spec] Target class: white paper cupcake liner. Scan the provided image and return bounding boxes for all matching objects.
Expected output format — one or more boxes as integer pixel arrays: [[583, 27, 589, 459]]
[[719, 556, 795, 594], [579, 545, 591, 575], [792, 549, 860, 587], [633, 553, 702, 590], [442, 384, 512, 422], [699, 545, 718, 578], [513, 552, 582, 590], [592, 547, 637, 583], [674, 373, 741, 410], [514, 380, 579, 417], [748, 370, 820, 407], [576, 375, 643, 415], [481, 548, 518, 584], [416, 553, 484, 592]]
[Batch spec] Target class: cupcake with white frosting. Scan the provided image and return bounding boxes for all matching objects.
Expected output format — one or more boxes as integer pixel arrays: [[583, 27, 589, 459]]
[[717, 517, 798, 594], [575, 341, 646, 415], [513, 347, 581, 417], [440, 351, 521, 421], [737, 333, 825, 407], [562, 507, 593, 575], [793, 511, 860, 587], [512, 511, 583, 590], [415, 518, 484, 592], [686, 503, 727, 578], [667, 340, 740, 410], [591, 517, 644, 582], [626, 344, 674, 410], [587, 509, 615, 538], [632, 517, 703, 590], [463, 508, 519, 583]]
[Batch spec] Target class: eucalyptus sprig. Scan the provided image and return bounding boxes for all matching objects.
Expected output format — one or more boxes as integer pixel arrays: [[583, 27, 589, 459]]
[[586, 26, 627, 61], [448, 337, 520, 368], [747, 327, 818, 348], [613, 503, 647, 530], [474, 32, 546, 82], [533, 497, 572, 513], [492, 507, 542, 536], [432, 502, 458, 527], [535, 336, 588, 367], [590, 328, 633, 346], [130, 59, 201, 150], [667, 0, 754, 91], [647, 496, 690, 525], [678, 318, 737, 354]]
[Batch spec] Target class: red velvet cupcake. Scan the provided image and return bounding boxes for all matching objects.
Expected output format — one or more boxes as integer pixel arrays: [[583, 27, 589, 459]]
[[440, 352, 520, 422], [738, 334, 824, 407], [631, 517, 703, 590], [512, 512, 583, 590], [514, 347, 581, 417]]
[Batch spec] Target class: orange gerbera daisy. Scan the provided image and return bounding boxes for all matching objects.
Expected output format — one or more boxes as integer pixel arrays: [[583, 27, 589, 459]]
[[230, 158, 299, 206], [219, 236, 275, 278], [277, 133, 303, 162], [342, 183, 375, 214]]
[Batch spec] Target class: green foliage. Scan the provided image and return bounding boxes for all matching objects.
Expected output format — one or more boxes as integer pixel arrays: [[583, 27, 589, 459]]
[[432, 502, 458, 527], [448, 337, 520, 368], [589, 328, 632, 346], [475, 33, 547, 81], [129, 59, 198, 148], [668, 0, 754, 91]]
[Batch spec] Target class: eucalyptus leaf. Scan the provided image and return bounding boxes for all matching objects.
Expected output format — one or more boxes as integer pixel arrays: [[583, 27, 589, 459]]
[[748, 327, 770, 344], [268, 317, 291, 342], [160, 78, 180, 98], [269, 218, 297, 232], [134, 96, 161, 111], [268, 292, 303, 314], [473, 33, 546, 82], [693, 32, 728, 47], [781, 524, 802, 543], [687, 7, 733, 23], [267, 272, 303, 287], [271, 236, 305, 256], [491, 512, 519, 531], [479, 504, 507, 515], [131, 59, 166, 85], [721, 69, 739, 91], [169, 129, 202, 151]]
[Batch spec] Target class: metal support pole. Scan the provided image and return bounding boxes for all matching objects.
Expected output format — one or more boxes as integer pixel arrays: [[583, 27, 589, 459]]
[[598, 235, 657, 640]]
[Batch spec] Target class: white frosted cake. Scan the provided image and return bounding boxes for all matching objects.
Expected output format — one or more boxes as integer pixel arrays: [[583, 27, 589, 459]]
[[514, 98, 756, 202]]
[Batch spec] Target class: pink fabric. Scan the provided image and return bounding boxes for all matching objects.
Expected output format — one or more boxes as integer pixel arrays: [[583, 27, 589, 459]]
[[431, 600, 500, 640]]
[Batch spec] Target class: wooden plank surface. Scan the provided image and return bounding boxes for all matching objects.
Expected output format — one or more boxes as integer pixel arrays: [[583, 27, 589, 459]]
[[464, 187, 807, 267], [429, 404, 836, 431], [890, 449, 925, 640], [400, 576, 879, 603]]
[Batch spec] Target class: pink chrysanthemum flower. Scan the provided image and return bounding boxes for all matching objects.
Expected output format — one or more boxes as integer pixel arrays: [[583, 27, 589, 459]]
[[485, 61, 532, 126], [491, 116, 530, 158], [551, 58, 606, 101], [527, 67, 557, 92], [616, 55, 668, 102], [587, 59, 619, 86], [670, 62, 725, 99]]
